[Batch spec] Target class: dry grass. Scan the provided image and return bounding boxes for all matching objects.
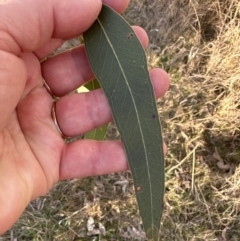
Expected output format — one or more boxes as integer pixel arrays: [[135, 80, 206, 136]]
[[1, 0, 240, 240]]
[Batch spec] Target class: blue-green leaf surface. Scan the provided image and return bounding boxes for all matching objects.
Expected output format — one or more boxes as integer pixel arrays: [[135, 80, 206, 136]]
[[83, 5, 164, 240]]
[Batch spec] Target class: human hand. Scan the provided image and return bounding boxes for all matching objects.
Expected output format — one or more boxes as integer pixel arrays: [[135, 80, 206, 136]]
[[0, 0, 170, 234]]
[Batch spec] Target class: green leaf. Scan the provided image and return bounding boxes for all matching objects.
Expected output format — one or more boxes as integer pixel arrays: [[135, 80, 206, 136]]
[[84, 78, 101, 90], [83, 5, 165, 241], [84, 124, 108, 141], [78, 79, 108, 141]]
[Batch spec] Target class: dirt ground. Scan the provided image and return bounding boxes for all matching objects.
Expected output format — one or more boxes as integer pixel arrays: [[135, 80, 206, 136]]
[[1, 0, 240, 240]]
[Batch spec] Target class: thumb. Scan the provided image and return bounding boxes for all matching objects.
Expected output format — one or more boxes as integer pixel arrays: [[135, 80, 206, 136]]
[[0, 0, 102, 55]]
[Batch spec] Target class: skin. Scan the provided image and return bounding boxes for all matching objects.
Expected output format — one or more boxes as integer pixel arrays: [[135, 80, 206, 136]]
[[0, 0, 170, 234]]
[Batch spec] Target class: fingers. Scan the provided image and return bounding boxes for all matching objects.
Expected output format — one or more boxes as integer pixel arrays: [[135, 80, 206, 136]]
[[42, 45, 92, 97], [55, 68, 170, 137], [133, 26, 149, 49], [60, 140, 127, 179], [41, 26, 149, 97], [0, 0, 130, 54], [0, 0, 130, 130], [60, 139, 167, 180]]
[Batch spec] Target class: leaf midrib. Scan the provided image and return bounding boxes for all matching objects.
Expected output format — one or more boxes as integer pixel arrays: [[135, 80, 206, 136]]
[[96, 17, 154, 230]]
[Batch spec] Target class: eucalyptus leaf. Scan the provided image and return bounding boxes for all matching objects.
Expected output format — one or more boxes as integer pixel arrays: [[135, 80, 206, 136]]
[[83, 5, 165, 240]]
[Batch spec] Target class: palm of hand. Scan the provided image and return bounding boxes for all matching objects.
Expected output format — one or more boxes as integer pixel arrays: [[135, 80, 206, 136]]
[[0, 52, 64, 229]]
